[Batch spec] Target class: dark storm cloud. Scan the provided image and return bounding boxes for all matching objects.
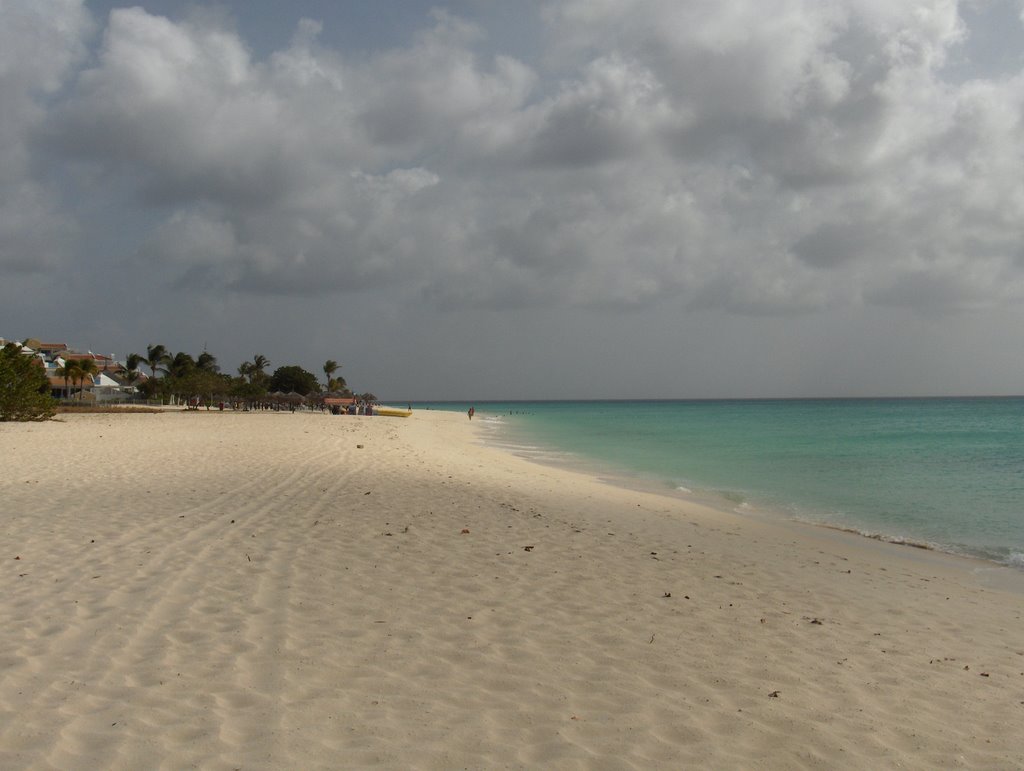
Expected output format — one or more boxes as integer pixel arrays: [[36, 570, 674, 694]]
[[793, 222, 897, 268], [0, 0, 92, 274]]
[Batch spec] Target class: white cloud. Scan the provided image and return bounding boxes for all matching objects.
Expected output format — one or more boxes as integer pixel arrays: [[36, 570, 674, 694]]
[[54, 7, 291, 205], [2, 0, 1022, 323], [352, 12, 535, 156]]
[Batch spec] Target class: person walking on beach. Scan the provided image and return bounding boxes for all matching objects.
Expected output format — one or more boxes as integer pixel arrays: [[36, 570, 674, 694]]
[[468, 406, 475, 420]]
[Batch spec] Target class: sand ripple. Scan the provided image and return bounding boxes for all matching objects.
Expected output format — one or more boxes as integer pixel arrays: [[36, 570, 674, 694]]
[[1, 411, 1022, 768]]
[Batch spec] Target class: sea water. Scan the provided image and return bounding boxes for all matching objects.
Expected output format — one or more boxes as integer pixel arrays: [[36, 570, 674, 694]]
[[414, 399, 1024, 569]]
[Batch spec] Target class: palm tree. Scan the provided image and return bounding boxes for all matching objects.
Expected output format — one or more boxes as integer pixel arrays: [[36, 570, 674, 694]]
[[76, 358, 99, 402], [251, 354, 270, 384], [238, 361, 255, 383], [137, 344, 171, 381], [55, 359, 80, 400], [119, 368, 141, 387], [323, 359, 339, 390], [121, 353, 143, 392], [197, 351, 219, 373], [167, 351, 196, 379]]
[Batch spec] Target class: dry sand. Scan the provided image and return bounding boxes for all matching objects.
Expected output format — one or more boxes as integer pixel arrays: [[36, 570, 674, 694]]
[[1, 409, 1022, 769]]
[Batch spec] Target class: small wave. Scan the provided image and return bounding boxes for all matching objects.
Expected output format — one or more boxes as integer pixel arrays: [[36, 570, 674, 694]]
[[817, 523, 937, 551], [675, 485, 692, 494], [718, 490, 747, 505], [491, 442, 543, 451], [798, 520, 1024, 570], [871, 534, 935, 551], [495, 443, 576, 464]]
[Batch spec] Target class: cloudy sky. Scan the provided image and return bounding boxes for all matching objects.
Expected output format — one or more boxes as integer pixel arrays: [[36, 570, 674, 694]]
[[3, 0, 1024, 399]]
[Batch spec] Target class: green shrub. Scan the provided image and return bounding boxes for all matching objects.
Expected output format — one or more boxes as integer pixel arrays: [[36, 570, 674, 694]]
[[0, 342, 56, 421]]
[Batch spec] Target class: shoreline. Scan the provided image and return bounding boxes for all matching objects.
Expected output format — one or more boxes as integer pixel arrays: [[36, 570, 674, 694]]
[[464, 403, 1024, 575], [2, 410, 1023, 767], [482, 412, 1024, 596]]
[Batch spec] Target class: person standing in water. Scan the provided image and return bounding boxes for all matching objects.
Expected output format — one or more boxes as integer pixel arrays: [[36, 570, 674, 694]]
[[468, 406, 475, 420]]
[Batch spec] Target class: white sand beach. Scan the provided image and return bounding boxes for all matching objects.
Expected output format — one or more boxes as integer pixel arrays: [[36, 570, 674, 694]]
[[1, 409, 1022, 769]]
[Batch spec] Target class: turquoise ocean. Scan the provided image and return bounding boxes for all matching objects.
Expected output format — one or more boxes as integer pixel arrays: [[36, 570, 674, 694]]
[[412, 399, 1024, 569]]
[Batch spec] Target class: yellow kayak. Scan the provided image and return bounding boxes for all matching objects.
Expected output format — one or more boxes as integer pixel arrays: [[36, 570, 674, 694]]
[[375, 406, 412, 418]]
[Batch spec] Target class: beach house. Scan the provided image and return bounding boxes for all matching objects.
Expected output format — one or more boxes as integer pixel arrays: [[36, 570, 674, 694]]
[[1, 337, 140, 402]]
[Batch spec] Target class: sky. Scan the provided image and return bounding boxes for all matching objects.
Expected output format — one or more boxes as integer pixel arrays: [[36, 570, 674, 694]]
[[3, 0, 1024, 400]]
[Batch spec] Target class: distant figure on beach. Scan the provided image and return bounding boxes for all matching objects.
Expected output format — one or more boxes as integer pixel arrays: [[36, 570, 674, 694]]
[[468, 406, 475, 420]]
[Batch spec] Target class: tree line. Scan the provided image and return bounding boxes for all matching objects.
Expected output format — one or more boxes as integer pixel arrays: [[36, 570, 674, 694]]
[[129, 344, 375, 405], [0, 340, 375, 421]]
